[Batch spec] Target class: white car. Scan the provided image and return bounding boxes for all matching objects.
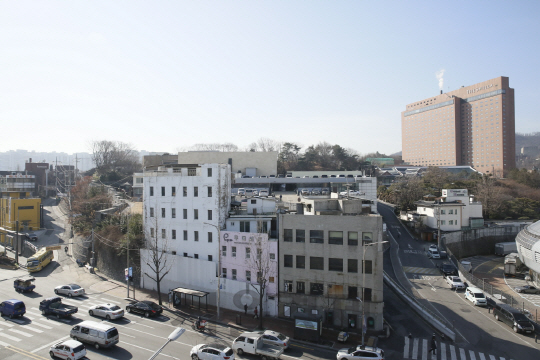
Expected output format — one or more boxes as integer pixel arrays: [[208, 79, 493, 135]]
[[88, 303, 125, 320], [429, 244, 438, 251], [190, 343, 235, 360], [465, 287, 487, 306], [339, 190, 361, 196], [55, 284, 85, 297], [259, 330, 290, 349], [237, 188, 245, 196], [446, 276, 465, 290], [427, 249, 440, 259], [259, 189, 269, 197], [336, 346, 385, 360], [252, 189, 259, 196], [49, 339, 86, 360]]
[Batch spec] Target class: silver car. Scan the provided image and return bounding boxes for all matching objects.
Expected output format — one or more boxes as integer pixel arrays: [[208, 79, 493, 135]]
[[55, 284, 85, 297], [260, 330, 290, 349], [88, 303, 125, 320]]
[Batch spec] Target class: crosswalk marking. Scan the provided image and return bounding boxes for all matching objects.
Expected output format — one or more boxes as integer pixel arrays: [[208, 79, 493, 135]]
[[9, 319, 26, 325], [9, 328, 33, 337], [449, 345, 457, 360], [469, 350, 476, 360], [100, 298, 116, 303], [479, 353, 486, 360], [412, 338, 419, 359], [404, 336, 410, 358], [422, 339, 428, 360], [30, 322, 53, 330], [489, 356, 496, 360], [0, 330, 21, 342], [19, 326, 43, 334], [0, 321, 15, 327], [403, 266, 441, 275], [459, 348, 466, 360], [440, 342, 446, 360], [0, 339, 11, 347]]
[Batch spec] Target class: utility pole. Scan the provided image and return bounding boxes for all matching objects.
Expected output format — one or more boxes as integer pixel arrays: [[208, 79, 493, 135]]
[[127, 235, 130, 298], [91, 228, 95, 271], [15, 220, 19, 264]]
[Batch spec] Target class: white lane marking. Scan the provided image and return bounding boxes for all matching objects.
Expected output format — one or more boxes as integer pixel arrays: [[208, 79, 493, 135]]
[[100, 298, 116, 303], [440, 342, 446, 360], [31, 335, 70, 353], [8, 328, 33, 337], [450, 345, 457, 360], [412, 338, 419, 359], [0, 321, 15, 327], [469, 350, 476, 360], [422, 339, 428, 360], [0, 339, 11, 347], [30, 322, 53, 330], [122, 333, 136, 338], [479, 353, 486, 360], [403, 336, 410, 358], [36, 318, 62, 326], [26, 310, 42, 316], [7, 319, 26, 325], [459, 348, 466, 360], [489, 356, 496, 360], [19, 326, 43, 333], [0, 330, 21, 342]]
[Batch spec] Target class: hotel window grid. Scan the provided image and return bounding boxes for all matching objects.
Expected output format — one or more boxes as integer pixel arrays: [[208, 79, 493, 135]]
[[161, 208, 165, 218], [171, 208, 176, 218], [172, 186, 176, 196], [284, 255, 293, 267], [188, 168, 196, 176], [150, 228, 154, 237], [172, 230, 176, 240], [208, 255, 212, 261], [194, 231, 199, 242], [149, 208, 154, 217], [183, 230, 188, 241], [207, 186, 212, 197], [183, 187, 187, 197], [362, 232, 373, 245], [348, 259, 358, 273], [183, 209, 187, 219], [245, 248, 250, 259], [194, 187, 198, 197], [296, 281, 305, 294], [329, 258, 343, 272], [222, 268, 227, 278], [232, 269, 237, 280], [363, 260, 373, 274], [208, 232, 212, 242], [310, 230, 324, 244], [207, 210, 212, 220], [222, 246, 227, 257], [232, 247, 236, 257], [246, 270, 251, 282], [207, 168, 212, 177], [194, 209, 198, 220], [329, 231, 343, 245], [296, 229, 305, 243], [240, 221, 250, 232], [310, 256, 324, 270], [150, 187, 154, 196], [161, 187, 165, 196], [348, 231, 358, 246]]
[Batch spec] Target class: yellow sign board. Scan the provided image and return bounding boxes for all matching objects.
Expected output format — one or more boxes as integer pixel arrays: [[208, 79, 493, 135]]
[[46, 246, 62, 251]]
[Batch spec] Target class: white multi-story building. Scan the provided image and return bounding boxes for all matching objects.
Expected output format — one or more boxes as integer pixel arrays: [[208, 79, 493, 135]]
[[140, 163, 231, 300], [415, 189, 483, 231]]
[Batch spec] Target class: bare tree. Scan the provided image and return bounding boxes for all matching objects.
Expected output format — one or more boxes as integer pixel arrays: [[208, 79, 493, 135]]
[[474, 175, 507, 218], [247, 138, 281, 152], [187, 143, 240, 152], [246, 223, 276, 329], [141, 212, 174, 305], [90, 140, 140, 175]]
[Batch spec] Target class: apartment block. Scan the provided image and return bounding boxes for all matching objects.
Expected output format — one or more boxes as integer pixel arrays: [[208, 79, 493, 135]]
[[402, 76, 515, 175]]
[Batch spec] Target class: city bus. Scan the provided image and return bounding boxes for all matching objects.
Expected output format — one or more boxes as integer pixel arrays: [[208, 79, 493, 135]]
[[27, 248, 54, 272]]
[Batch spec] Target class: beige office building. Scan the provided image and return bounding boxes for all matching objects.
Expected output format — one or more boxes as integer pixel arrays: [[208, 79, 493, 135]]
[[401, 76, 515, 175]]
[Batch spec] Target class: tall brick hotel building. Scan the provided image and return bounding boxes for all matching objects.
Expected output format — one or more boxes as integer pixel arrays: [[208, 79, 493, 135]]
[[401, 76, 515, 175]]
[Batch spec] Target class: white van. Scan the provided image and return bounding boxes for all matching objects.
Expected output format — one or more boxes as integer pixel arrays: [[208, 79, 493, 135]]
[[259, 189, 269, 197], [70, 321, 119, 349], [245, 189, 254, 197], [238, 188, 246, 196]]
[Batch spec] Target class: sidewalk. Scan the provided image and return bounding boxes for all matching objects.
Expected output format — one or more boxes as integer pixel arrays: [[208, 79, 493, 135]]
[[87, 268, 372, 350]]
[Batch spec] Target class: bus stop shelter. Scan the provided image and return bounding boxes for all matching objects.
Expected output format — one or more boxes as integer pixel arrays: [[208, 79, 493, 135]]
[[170, 287, 209, 310]]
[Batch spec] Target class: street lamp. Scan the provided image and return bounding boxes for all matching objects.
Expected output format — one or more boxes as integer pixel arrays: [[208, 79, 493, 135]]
[[148, 327, 185, 360], [359, 240, 388, 346], [204, 222, 222, 321]]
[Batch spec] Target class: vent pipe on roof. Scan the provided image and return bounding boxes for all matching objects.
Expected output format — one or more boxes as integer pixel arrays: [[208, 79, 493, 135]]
[[440, 90, 443, 94]]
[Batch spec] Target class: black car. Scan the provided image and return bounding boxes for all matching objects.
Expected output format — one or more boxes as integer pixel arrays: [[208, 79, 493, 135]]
[[493, 303, 535, 334], [25, 233, 38, 241], [126, 301, 163, 318], [440, 263, 457, 277]]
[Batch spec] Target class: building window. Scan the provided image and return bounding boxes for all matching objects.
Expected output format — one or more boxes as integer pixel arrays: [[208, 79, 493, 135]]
[[246, 248, 250, 259], [310, 256, 324, 270], [222, 246, 227, 257], [441, 220, 446, 225], [348, 286, 358, 299], [149, 207, 154, 217], [296, 281, 305, 294], [310, 283, 324, 295], [232, 269, 237, 280], [222, 268, 227, 278], [329, 231, 343, 245], [362, 232, 373, 245], [269, 253, 275, 260], [188, 168, 196, 176], [183, 252, 188, 257], [296, 229, 305, 243], [172, 229, 176, 240], [455, 209, 459, 215], [269, 277, 275, 283], [208, 232, 213, 242], [284, 229, 293, 242], [284, 280, 293, 293], [362, 288, 372, 302], [296, 255, 305, 269], [150, 228, 154, 237], [363, 260, 373, 274], [284, 255, 293, 268], [183, 230, 188, 241], [310, 230, 324, 244], [207, 168, 212, 177], [329, 258, 343, 272], [207, 210, 212, 220], [240, 221, 250, 232], [348, 259, 358, 273], [172, 186, 176, 196], [194, 187, 198, 197], [183, 209, 187, 219], [348, 231, 358, 246], [183, 187, 187, 197], [449, 220, 453, 225], [161, 208, 166, 218], [232, 246, 236, 257], [246, 270, 251, 282], [258, 221, 268, 234], [171, 208, 176, 218], [208, 187, 212, 197], [150, 187, 154, 196], [194, 209, 198, 220], [440, 209, 446, 215], [194, 231, 199, 242], [208, 255, 213, 261], [449, 209, 454, 214], [161, 186, 165, 196]]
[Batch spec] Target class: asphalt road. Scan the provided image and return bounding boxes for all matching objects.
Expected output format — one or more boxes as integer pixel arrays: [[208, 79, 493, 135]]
[[378, 202, 540, 360]]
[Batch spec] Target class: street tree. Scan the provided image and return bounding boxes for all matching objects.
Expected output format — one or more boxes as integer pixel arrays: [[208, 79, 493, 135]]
[[90, 140, 140, 180]]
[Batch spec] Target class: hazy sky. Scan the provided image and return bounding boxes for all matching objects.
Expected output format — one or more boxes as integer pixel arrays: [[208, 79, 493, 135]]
[[1, 1, 539, 156]]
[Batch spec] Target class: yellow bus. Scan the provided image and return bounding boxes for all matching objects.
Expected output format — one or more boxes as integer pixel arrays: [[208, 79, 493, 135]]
[[27, 248, 54, 272]]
